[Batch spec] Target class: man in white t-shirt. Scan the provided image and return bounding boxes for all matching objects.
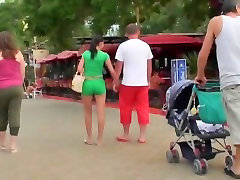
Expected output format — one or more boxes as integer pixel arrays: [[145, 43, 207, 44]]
[[114, 24, 153, 143]]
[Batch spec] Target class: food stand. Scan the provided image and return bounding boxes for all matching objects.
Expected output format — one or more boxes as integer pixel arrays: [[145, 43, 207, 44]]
[[38, 34, 204, 108]]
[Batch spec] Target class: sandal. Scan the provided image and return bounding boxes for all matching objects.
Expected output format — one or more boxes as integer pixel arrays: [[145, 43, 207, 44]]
[[116, 136, 128, 143], [225, 168, 240, 179], [0, 146, 7, 150], [84, 140, 93, 145], [9, 148, 18, 154]]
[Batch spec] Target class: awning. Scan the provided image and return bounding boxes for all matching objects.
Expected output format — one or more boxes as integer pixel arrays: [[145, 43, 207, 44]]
[[38, 54, 57, 64], [140, 34, 202, 45], [102, 44, 119, 54], [78, 43, 119, 57], [78, 44, 90, 56], [57, 50, 78, 60]]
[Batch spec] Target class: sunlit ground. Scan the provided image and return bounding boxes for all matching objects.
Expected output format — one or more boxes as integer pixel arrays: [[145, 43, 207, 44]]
[[0, 99, 233, 180]]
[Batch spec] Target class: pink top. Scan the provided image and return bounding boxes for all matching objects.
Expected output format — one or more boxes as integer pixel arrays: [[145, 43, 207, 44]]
[[0, 59, 23, 89]]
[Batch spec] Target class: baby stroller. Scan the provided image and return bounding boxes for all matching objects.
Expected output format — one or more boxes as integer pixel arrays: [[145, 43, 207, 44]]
[[165, 80, 234, 175]]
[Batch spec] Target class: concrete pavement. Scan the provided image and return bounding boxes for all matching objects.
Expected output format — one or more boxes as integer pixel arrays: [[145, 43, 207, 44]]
[[0, 99, 233, 180]]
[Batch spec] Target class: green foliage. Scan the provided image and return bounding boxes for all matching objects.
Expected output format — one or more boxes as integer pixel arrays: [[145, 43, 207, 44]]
[[21, 0, 92, 51], [0, 0, 219, 52], [142, 0, 212, 34], [0, 2, 27, 48], [183, 51, 198, 79]]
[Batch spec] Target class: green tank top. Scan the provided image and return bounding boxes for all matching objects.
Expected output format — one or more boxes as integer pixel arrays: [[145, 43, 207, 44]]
[[82, 50, 110, 77]]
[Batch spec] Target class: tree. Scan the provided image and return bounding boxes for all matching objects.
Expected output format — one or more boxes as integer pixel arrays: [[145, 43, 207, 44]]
[[0, 1, 30, 48], [22, 0, 92, 52], [142, 0, 213, 34], [89, 0, 168, 35], [5, 0, 218, 52]]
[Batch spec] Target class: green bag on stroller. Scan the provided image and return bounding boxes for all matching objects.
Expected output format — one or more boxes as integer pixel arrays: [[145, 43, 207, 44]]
[[193, 82, 227, 124]]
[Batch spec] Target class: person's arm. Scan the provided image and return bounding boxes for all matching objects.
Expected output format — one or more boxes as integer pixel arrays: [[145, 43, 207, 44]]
[[195, 18, 216, 85], [77, 57, 84, 74], [147, 59, 152, 84], [147, 45, 153, 85], [16, 51, 25, 80], [105, 59, 118, 83], [115, 61, 123, 80], [115, 44, 124, 80]]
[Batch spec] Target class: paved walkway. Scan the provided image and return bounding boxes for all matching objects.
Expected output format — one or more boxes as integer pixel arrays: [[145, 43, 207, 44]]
[[0, 99, 233, 180]]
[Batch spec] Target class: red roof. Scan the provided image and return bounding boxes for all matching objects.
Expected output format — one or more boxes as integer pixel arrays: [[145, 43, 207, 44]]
[[140, 34, 202, 45], [39, 35, 203, 64], [38, 54, 57, 63], [78, 44, 90, 56], [78, 43, 119, 57], [57, 50, 78, 60], [102, 44, 119, 54]]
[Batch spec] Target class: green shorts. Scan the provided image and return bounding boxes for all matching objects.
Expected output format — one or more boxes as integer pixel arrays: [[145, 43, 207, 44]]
[[82, 79, 106, 96]]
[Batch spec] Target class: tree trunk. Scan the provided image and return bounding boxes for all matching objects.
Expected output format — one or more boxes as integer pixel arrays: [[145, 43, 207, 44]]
[[136, 6, 140, 25]]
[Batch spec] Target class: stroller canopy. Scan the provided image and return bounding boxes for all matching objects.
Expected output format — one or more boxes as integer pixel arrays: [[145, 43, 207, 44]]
[[166, 80, 194, 112]]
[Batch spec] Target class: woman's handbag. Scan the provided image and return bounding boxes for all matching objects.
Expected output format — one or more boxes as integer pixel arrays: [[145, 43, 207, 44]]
[[71, 72, 85, 93]]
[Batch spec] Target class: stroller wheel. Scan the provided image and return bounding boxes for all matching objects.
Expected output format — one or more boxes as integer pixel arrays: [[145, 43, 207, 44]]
[[166, 150, 180, 163], [193, 159, 208, 175], [225, 156, 234, 170]]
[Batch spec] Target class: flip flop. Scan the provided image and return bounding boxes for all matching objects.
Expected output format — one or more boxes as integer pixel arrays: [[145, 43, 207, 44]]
[[84, 140, 93, 145], [225, 168, 240, 179], [9, 148, 18, 154], [0, 146, 7, 150], [138, 139, 147, 144], [116, 136, 128, 143]]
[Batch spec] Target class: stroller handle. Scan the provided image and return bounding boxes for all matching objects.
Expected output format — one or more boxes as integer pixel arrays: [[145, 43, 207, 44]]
[[193, 80, 220, 92]]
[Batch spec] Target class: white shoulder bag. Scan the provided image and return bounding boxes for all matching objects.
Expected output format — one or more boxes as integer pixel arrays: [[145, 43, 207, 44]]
[[72, 72, 85, 93]]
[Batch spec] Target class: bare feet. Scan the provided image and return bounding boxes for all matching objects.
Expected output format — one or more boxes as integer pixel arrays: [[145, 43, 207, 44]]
[[0, 131, 6, 149], [96, 140, 102, 146], [231, 166, 240, 175], [9, 136, 18, 153], [138, 137, 147, 144]]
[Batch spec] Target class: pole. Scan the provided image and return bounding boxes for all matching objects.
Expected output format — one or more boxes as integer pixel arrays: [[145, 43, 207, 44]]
[[33, 36, 37, 83]]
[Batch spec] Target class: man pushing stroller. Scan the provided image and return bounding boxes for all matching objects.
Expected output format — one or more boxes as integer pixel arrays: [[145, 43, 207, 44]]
[[195, 0, 240, 178]]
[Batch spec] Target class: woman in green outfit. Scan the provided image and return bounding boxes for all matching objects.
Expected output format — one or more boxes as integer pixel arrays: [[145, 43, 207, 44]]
[[78, 36, 118, 145]]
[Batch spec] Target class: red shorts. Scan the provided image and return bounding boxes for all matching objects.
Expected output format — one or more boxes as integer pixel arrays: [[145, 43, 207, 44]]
[[119, 85, 149, 125]]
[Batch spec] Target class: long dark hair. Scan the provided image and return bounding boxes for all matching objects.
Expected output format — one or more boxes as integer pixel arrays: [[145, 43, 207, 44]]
[[0, 31, 18, 59], [89, 35, 104, 60]]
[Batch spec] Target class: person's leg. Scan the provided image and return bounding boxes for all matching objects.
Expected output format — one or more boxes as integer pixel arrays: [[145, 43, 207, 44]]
[[135, 86, 150, 143], [0, 88, 10, 149], [223, 87, 240, 174], [82, 95, 93, 144], [234, 145, 240, 174], [95, 94, 106, 145], [0, 98, 8, 148], [8, 87, 23, 152], [82, 80, 94, 145], [118, 85, 135, 141], [0, 131, 7, 148]]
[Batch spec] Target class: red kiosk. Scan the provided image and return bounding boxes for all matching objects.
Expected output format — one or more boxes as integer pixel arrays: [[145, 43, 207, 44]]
[[38, 34, 203, 108]]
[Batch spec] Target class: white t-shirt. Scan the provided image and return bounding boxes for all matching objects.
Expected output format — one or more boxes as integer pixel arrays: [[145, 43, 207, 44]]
[[115, 39, 153, 86]]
